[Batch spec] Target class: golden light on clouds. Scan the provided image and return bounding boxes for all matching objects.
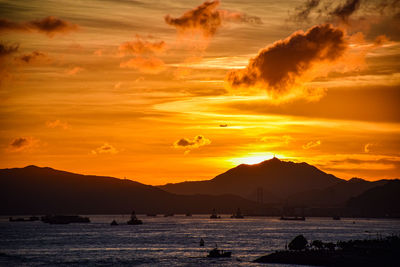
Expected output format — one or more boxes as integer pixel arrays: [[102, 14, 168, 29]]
[[0, 0, 399, 184]]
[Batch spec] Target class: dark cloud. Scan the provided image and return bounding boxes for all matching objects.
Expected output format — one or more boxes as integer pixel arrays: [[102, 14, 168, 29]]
[[330, 0, 361, 22], [226, 24, 347, 97], [293, 0, 321, 21], [10, 137, 28, 148], [8, 137, 38, 152], [0, 16, 78, 37], [0, 43, 19, 58], [16, 51, 46, 63], [173, 135, 211, 150], [165, 0, 262, 37]]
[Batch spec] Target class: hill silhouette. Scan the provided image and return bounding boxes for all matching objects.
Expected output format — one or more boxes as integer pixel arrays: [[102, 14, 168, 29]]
[[159, 157, 343, 202], [0, 165, 265, 215], [347, 179, 400, 217], [287, 177, 389, 207]]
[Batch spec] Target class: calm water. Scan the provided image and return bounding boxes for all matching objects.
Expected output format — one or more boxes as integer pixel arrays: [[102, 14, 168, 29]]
[[1, 215, 399, 266]]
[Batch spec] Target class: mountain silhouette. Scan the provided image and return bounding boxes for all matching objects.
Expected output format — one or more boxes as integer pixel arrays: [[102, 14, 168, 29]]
[[159, 157, 343, 202], [0, 165, 265, 215], [347, 179, 400, 217], [287, 177, 389, 207]]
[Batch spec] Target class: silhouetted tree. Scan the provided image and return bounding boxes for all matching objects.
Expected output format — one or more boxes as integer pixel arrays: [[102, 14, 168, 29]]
[[288, 235, 308, 250]]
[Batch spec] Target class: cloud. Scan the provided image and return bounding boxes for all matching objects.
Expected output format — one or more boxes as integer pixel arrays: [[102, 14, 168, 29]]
[[173, 135, 211, 152], [261, 135, 292, 145], [364, 143, 373, 153], [292, 0, 321, 22], [120, 56, 165, 74], [15, 51, 47, 63], [0, 16, 79, 37], [330, 0, 361, 23], [66, 66, 84, 75], [226, 24, 347, 98], [46, 119, 69, 130], [119, 35, 166, 56], [302, 140, 321, 149], [0, 43, 19, 58], [164, 0, 262, 38], [0, 43, 19, 82], [91, 143, 119, 155], [8, 137, 38, 152]]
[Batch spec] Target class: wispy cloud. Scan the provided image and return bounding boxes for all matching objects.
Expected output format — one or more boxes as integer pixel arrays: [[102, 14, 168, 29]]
[[0, 16, 79, 37], [8, 137, 39, 152], [46, 119, 70, 130], [91, 143, 119, 155], [302, 140, 321, 149]]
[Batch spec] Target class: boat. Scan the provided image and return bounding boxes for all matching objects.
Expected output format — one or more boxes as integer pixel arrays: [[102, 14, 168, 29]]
[[110, 220, 118, 226], [231, 208, 244, 219], [41, 215, 90, 224], [210, 208, 221, 219], [127, 211, 143, 225], [280, 216, 306, 221], [200, 238, 205, 247], [207, 247, 231, 258], [332, 216, 341, 220], [185, 212, 192, 217]]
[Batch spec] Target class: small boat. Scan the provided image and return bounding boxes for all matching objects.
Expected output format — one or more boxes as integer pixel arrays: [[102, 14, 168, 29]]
[[110, 220, 118, 226], [185, 212, 192, 217], [280, 216, 306, 221], [127, 211, 143, 225], [41, 215, 90, 224], [200, 238, 205, 247], [332, 216, 341, 220], [231, 208, 244, 219], [207, 247, 231, 258], [210, 208, 221, 219]]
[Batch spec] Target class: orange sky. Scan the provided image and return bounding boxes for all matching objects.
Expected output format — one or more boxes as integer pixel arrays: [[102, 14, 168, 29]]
[[1, 0, 399, 184]]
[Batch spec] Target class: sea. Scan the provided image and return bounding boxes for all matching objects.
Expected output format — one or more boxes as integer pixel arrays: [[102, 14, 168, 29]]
[[1, 215, 399, 266]]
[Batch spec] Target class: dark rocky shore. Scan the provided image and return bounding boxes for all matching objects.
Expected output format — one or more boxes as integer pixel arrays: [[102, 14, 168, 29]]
[[254, 235, 400, 266]]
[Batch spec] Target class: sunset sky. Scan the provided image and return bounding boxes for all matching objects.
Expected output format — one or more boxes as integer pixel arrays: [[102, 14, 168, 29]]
[[1, 0, 399, 184]]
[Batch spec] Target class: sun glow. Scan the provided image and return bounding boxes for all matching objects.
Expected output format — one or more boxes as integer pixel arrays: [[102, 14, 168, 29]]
[[229, 153, 286, 165]]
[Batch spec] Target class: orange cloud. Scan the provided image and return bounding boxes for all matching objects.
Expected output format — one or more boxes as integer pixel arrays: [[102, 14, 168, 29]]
[[364, 143, 373, 153], [8, 137, 39, 152], [302, 140, 321, 149], [226, 24, 347, 98], [66, 66, 84, 75], [165, 0, 261, 38], [0, 16, 79, 37], [120, 56, 165, 74], [91, 143, 119, 155], [119, 36, 166, 56], [46, 119, 69, 130], [173, 135, 211, 152]]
